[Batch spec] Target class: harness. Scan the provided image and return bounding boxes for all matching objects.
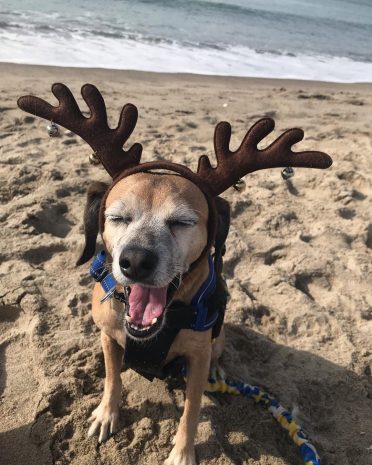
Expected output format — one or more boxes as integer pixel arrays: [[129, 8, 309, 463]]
[[90, 251, 227, 381]]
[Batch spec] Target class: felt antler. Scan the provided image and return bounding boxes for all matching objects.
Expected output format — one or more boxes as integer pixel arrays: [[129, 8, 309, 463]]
[[197, 118, 332, 196], [17, 83, 332, 196], [17, 83, 142, 177]]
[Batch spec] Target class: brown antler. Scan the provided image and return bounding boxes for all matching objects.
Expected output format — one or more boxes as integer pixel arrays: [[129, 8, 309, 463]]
[[17, 83, 142, 177], [197, 118, 332, 196]]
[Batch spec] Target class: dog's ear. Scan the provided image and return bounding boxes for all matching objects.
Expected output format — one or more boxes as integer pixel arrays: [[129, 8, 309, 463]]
[[76, 181, 109, 266], [214, 196, 231, 274]]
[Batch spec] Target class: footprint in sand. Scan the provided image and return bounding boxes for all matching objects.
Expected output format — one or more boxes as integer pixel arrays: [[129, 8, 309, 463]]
[[261, 244, 286, 265], [0, 276, 49, 463], [62, 139, 78, 146], [22, 243, 67, 265], [23, 115, 35, 124], [293, 271, 331, 302], [18, 137, 43, 148], [15, 166, 42, 183], [49, 169, 64, 181], [264, 211, 298, 238], [22, 201, 72, 238], [337, 207, 356, 220], [231, 199, 253, 218], [5, 166, 43, 200], [184, 120, 198, 129], [48, 388, 74, 418]]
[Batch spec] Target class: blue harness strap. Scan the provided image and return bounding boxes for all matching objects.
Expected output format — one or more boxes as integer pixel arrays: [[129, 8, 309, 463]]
[[90, 250, 117, 302], [190, 254, 218, 331]]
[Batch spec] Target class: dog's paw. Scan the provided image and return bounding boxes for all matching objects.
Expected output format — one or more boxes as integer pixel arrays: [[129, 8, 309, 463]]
[[164, 446, 196, 465], [87, 401, 119, 443]]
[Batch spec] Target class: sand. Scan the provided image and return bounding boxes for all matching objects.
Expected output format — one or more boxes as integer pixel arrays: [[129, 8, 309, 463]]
[[0, 63, 371, 465]]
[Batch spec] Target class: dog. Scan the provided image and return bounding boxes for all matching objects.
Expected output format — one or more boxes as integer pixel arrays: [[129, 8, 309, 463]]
[[83, 174, 228, 465], [17, 83, 332, 465]]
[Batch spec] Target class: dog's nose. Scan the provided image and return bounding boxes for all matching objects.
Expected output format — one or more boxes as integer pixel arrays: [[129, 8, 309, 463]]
[[119, 247, 158, 281]]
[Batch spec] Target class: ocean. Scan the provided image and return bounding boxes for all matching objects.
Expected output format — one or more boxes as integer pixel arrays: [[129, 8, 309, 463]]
[[0, 0, 371, 82]]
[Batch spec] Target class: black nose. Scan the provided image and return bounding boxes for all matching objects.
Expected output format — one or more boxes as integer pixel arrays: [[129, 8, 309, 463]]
[[119, 247, 158, 281]]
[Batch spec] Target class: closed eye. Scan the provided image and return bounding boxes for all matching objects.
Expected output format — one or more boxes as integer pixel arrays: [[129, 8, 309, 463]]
[[107, 215, 132, 225], [167, 218, 197, 229]]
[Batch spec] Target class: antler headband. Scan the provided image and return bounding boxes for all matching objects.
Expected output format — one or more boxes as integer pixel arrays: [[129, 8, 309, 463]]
[[17, 83, 332, 198]]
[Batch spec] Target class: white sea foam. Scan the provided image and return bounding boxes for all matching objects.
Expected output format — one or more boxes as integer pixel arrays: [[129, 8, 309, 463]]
[[1, 29, 372, 83]]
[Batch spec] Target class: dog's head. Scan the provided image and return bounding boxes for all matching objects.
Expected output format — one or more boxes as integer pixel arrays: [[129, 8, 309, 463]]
[[77, 172, 229, 338], [104, 172, 208, 289]]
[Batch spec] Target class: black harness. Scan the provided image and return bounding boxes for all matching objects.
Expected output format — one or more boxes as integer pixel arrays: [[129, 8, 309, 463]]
[[123, 258, 227, 381]]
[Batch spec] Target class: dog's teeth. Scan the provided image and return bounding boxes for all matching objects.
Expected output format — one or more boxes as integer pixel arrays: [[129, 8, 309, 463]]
[[151, 318, 157, 325], [125, 315, 132, 322]]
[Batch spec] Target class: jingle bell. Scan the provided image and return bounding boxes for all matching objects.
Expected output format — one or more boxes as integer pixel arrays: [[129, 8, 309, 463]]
[[233, 178, 246, 193], [281, 167, 295, 180], [47, 121, 59, 137], [89, 152, 101, 166]]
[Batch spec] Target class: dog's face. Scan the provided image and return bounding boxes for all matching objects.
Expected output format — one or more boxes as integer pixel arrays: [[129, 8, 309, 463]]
[[102, 172, 209, 337]]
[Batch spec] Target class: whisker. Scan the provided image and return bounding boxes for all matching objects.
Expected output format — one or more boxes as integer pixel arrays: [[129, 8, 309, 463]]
[[168, 280, 180, 291]]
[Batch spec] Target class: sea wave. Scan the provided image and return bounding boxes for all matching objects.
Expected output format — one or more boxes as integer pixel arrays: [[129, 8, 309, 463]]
[[1, 0, 372, 83], [1, 27, 371, 83]]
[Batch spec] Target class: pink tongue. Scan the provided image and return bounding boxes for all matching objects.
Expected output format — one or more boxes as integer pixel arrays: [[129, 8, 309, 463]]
[[128, 284, 167, 326]]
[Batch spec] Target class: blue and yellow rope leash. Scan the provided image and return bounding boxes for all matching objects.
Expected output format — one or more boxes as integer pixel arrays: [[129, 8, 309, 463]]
[[204, 377, 321, 465]]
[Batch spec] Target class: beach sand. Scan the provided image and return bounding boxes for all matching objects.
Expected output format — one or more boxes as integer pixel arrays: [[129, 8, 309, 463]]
[[0, 63, 371, 465]]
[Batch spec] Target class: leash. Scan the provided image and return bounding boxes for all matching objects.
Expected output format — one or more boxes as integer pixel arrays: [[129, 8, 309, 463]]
[[204, 377, 321, 465]]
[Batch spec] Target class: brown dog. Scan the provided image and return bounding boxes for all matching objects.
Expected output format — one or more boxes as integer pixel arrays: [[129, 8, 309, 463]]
[[17, 83, 332, 465], [86, 174, 226, 465]]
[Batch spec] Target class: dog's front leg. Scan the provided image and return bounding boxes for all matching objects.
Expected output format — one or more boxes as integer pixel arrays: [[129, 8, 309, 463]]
[[88, 331, 123, 442], [166, 334, 211, 465]]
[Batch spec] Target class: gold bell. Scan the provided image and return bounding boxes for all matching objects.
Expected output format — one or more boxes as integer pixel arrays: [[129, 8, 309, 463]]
[[89, 152, 101, 166], [233, 178, 246, 193]]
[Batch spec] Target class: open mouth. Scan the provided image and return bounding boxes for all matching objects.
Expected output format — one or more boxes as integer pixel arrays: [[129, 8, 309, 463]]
[[124, 280, 178, 338]]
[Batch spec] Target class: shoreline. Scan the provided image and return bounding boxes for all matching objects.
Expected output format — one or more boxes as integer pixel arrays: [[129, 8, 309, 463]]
[[1, 62, 372, 92]]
